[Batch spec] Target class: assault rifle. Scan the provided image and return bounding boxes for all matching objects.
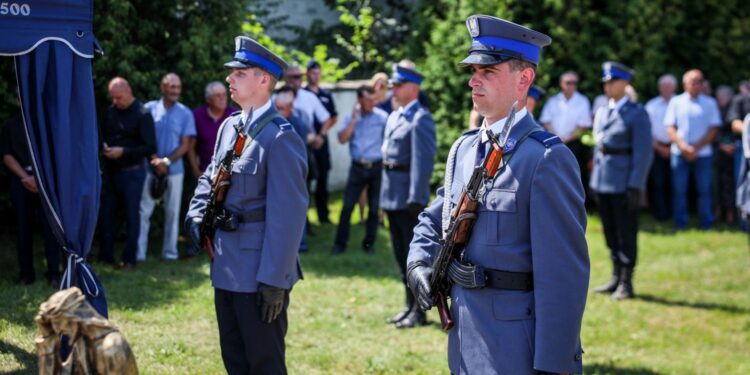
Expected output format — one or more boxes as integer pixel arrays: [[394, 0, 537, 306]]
[[429, 102, 518, 331], [199, 108, 251, 261]]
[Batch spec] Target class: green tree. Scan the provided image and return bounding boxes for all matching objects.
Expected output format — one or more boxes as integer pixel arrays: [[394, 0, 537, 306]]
[[416, 0, 750, 185]]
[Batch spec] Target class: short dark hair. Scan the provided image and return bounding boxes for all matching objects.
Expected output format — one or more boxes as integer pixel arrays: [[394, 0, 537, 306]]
[[276, 84, 297, 98], [356, 85, 375, 98], [508, 59, 535, 73]]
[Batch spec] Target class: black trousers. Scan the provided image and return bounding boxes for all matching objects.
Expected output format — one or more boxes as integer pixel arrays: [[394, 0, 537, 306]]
[[334, 163, 382, 248], [10, 175, 61, 282], [386, 209, 419, 305], [598, 193, 638, 267], [648, 151, 672, 221], [567, 139, 593, 209], [312, 143, 330, 223], [99, 167, 145, 265], [215, 288, 289, 375]]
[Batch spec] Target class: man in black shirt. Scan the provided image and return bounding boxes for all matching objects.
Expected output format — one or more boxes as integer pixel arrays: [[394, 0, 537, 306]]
[[2, 112, 62, 286], [98, 77, 156, 269], [304, 60, 338, 223]]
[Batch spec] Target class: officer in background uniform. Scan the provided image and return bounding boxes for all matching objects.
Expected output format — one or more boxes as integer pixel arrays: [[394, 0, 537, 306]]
[[590, 62, 653, 300], [527, 84, 546, 114], [406, 15, 589, 374], [381, 63, 437, 329], [186, 36, 308, 374]]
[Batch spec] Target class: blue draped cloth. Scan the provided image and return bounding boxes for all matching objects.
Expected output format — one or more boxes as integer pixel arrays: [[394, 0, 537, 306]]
[[0, 0, 106, 316]]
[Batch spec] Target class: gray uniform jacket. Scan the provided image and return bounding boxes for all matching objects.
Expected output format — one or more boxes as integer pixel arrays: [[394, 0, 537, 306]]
[[408, 114, 589, 374], [187, 107, 308, 293], [380, 101, 437, 210], [590, 100, 653, 193]]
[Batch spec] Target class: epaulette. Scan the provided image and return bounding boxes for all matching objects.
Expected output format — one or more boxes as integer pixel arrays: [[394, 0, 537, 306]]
[[462, 128, 481, 136], [528, 131, 562, 148], [271, 116, 292, 131]]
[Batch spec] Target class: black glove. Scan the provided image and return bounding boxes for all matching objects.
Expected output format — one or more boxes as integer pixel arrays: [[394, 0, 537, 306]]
[[626, 188, 640, 212], [257, 284, 286, 323], [185, 217, 202, 251], [407, 263, 434, 311], [407, 203, 424, 218]]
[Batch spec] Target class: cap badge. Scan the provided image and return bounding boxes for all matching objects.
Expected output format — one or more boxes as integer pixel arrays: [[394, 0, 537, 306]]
[[468, 16, 479, 37]]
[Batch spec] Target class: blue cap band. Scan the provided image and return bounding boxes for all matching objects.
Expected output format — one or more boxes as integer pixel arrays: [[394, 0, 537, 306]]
[[528, 87, 542, 100], [603, 68, 632, 81], [234, 49, 283, 78], [472, 36, 541, 64], [394, 70, 423, 85]]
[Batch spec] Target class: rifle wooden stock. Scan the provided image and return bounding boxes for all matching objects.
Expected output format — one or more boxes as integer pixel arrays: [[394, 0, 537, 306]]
[[429, 140, 506, 331], [199, 133, 247, 261]]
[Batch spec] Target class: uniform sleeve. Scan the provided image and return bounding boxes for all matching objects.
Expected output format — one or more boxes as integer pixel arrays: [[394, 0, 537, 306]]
[[529, 145, 589, 373], [628, 107, 654, 190], [407, 187, 445, 267], [256, 129, 308, 289], [408, 112, 437, 206]]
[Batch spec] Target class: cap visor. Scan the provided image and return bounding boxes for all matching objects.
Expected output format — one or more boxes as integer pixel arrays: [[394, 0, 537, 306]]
[[459, 53, 512, 67], [224, 60, 254, 69]]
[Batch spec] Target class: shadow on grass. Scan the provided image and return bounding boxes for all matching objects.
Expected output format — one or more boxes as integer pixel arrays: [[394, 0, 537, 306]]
[[638, 213, 746, 235], [585, 363, 662, 374], [638, 293, 750, 315], [0, 340, 36, 375], [300, 222, 403, 281], [0, 249, 209, 328]]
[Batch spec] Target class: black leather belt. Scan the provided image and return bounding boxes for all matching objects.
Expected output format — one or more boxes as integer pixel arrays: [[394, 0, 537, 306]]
[[656, 141, 671, 147], [383, 162, 410, 172], [353, 160, 382, 170], [448, 260, 533, 291], [215, 208, 265, 232], [601, 146, 632, 155]]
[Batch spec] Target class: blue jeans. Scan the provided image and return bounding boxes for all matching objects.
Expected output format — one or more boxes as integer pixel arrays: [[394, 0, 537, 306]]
[[671, 154, 713, 229]]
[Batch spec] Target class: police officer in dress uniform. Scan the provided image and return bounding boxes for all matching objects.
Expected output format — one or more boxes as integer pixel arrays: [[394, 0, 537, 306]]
[[406, 15, 589, 374], [527, 84, 546, 114], [185, 36, 308, 374], [381, 63, 437, 329], [590, 62, 653, 300]]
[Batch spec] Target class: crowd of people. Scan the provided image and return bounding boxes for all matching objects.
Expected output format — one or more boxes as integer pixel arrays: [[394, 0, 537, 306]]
[[5, 49, 750, 290]]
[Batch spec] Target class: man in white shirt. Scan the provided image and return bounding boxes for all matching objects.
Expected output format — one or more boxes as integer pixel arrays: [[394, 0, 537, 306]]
[[645, 74, 677, 221], [540, 71, 593, 207], [284, 65, 335, 223], [664, 69, 721, 229]]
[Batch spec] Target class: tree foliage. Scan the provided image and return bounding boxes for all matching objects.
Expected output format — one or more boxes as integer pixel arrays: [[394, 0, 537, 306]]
[[414, 0, 750, 185]]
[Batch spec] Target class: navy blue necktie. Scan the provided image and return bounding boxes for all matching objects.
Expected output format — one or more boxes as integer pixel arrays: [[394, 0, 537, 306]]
[[476, 141, 487, 166]]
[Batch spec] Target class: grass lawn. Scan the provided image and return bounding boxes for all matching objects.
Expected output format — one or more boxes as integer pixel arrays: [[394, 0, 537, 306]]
[[0, 196, 749, 374]]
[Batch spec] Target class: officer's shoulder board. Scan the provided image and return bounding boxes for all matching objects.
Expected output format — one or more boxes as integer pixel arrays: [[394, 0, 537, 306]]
[[271, 115, 293, 132], [462, 128, 480, 136], [528, 130, 562, 148]]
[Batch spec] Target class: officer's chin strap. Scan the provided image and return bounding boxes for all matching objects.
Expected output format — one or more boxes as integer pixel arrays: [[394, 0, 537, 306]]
[[60, 251, 100, 297]]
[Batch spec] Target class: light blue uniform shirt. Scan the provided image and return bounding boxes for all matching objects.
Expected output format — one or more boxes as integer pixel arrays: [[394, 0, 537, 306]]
[[144, 99, 197, 175], [663, 93, 721, 157], [338, 107, 388, 163]]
